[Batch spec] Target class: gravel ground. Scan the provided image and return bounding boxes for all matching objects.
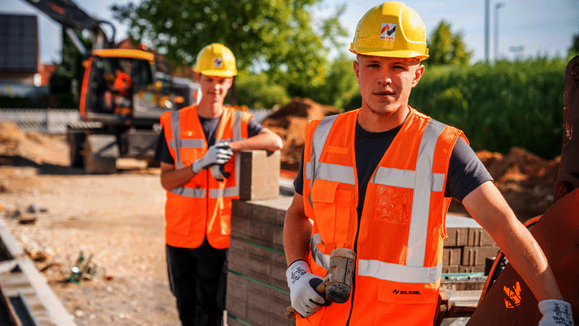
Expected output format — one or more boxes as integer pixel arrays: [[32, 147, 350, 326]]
[[0, 157, 181, 326]]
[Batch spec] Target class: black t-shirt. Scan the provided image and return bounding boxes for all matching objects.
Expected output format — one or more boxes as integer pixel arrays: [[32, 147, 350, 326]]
[[154, 115, 265, 165], [294, 120, 492, 210]]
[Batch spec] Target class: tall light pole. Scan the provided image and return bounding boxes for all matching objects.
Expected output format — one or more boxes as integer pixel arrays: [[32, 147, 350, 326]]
[[494, 2, 505, 61], [485, 0, 490, 62]]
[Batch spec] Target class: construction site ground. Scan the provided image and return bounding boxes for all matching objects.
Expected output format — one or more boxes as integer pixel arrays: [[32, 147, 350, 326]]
[[0, 99, 562, 325]]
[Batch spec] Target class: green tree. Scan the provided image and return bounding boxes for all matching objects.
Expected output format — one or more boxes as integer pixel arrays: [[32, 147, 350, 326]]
[[50, 29, 92, 107], [307, 53, 358, 109], [111, 0, 348, 99], [427, 21, 472, 65], [235, 72, 290, 109], [569, 33, 579, 58]]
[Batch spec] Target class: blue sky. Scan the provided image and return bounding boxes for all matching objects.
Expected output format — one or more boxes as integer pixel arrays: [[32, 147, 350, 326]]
[[1, 0, 578, 64]]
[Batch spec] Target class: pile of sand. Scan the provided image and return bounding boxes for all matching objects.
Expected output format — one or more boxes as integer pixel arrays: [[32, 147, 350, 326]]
[[0, 121, 69, 166], [476, 147, 560, 221]]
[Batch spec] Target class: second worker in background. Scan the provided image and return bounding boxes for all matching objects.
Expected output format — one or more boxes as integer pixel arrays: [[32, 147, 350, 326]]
[[154, 43, 283, 326]]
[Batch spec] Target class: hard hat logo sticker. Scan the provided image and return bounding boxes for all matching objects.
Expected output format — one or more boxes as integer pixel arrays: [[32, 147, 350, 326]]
[[503, 281, 522, 308], [380, 23, 396, 41], [213, 58, 223, 68]]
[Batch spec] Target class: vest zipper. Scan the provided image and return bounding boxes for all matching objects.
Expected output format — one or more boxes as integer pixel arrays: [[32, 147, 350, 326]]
[[345, 207, 363, 326]]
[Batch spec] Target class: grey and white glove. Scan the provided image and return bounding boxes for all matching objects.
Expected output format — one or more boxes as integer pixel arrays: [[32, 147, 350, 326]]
[[538, 299, 574, 326], [286, 260, 328, 318], [191, 143, 233, 174]]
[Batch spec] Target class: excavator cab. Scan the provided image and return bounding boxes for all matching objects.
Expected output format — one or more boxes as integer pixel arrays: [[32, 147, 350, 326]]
[[81, 49, 176, 124]]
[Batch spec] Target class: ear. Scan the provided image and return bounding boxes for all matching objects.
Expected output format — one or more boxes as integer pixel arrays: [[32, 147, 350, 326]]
[[225, 77, 234, 87], [411, 64, 424, 88], [353, 60, 360, 82]]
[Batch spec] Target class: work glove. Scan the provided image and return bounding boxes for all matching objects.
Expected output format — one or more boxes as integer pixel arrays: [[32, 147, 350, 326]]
[[211, 164, 230, 181], [538, 299, 575, 326], [286, 260, 329, 318], [191, 143, 233, 175]]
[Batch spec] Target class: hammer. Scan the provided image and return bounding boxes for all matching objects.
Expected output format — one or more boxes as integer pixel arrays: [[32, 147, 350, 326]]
[[285, 248, 356, 319]]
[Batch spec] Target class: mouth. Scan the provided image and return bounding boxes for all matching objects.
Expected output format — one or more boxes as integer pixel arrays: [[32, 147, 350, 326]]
[[373, 90, 395, 98]]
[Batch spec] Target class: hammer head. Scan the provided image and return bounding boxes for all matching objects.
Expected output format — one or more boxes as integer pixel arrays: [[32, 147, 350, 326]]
[[325, 248, 356, 303]]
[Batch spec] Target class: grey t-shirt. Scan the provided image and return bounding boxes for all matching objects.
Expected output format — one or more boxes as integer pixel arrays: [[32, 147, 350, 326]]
[[294, 120, 492, 213], [154, 115, 264, 165]]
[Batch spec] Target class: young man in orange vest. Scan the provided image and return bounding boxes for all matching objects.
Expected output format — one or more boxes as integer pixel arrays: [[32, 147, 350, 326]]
[[283, 2, 574, 325], [154, 43, 282, 326]]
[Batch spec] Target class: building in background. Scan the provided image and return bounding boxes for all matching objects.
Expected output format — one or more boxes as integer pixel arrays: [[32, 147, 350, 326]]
[[0, 13, 50, 98]]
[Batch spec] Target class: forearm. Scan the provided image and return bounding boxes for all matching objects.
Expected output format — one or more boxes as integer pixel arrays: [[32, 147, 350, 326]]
[[229, 129, 283, 152], [492, 219, 563, 301], [160, 162, 195, 191], [463, 182, 564, 302], [283, 194, 312, 265]]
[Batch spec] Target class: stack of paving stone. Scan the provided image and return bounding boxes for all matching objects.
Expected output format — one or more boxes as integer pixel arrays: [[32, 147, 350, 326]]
[[443, 219, 500, 274], [226, 197, 293, 326]]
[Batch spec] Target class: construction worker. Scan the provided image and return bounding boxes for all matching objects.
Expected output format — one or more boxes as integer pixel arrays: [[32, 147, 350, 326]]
[[283, 2, 574, 326], [103, 64, 132, 110], [154, 43, 283, 326], [113, 65, 132, 96]]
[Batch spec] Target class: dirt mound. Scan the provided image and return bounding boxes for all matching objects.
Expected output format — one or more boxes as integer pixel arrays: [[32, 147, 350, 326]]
[[477, 147, 559, 221], [262, 97, 340, 170], [0, 121, 69, 166]]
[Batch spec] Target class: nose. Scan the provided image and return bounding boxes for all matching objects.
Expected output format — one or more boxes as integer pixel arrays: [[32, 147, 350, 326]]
[[378, 67, 392, 86]]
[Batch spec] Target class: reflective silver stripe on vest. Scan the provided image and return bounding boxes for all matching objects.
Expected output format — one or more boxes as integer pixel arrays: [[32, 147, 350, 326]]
[[169, 111, 184, 169], [181, 139, 205, 148], [358, 259, 442, 284], [170, 187, 206, 198], [372, 167, 445, 191], [306, 115, 339, 207], [406, 120, 445, 267], [310, 233, 330, 269], [209, 187, 239, 198], [306, 162, 355, 185]]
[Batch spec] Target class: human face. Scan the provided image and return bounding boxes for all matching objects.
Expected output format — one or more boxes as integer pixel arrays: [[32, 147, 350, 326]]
[[197, 73, 233, 104], [354, 55, 424, 117]]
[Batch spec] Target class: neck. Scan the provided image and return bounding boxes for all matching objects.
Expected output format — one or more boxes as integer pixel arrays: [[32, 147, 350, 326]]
[[196, 98, 224, 118], [357, 105, 410, 133]]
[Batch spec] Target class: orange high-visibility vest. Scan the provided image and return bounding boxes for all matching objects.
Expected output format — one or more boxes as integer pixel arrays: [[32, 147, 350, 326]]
[[160, 105, 251, 249], [114, 71, 132, 96], [301, 107, 466, 325]]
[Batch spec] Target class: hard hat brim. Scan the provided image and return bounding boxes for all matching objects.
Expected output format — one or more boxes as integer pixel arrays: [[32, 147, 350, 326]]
[[350, 47, 429, 61], [198, 69, 237, 77]]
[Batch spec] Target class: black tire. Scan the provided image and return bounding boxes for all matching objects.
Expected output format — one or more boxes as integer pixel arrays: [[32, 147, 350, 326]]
[[68, 132, 86, 168], [146, 159, 161, 168]]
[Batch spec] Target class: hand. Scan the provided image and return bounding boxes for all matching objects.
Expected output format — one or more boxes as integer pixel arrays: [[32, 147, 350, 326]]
[[538, 299, 574, 326], [211, 164, 230, 181], [191, 143, 233, 174], [286, 260, 329, 318]]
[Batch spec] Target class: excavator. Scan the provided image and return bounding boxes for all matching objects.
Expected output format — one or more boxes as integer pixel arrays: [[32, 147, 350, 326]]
[[22, 0, 200, 173]]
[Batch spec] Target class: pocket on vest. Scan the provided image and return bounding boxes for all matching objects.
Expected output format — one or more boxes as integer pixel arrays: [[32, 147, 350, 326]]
[[374, 185, 413, 224], [165, 199, 196, 237], [311, 181, 350, 244]]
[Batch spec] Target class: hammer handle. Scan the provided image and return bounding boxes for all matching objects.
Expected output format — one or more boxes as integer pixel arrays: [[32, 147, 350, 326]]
[[285, 283, 326, 319]]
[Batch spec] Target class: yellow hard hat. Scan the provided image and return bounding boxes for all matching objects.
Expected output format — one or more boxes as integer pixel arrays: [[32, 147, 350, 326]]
[[350, 1, 429, 60], [194, 43, 238, 77]]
